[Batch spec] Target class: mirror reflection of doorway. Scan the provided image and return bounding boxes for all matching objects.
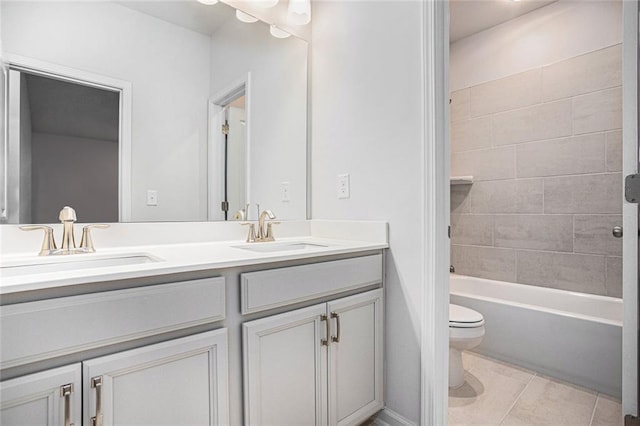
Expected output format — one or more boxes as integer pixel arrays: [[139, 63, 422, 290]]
[[209, 78, 249, 222], [224, 95, 247, 221], [6, 69, 120, 224]]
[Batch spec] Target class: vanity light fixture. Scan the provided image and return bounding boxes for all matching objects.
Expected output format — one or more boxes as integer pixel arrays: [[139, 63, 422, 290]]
[[269, 24, 291, 38], [236, 10, 259, 23], [287, 0, 311, 25], [197, 0, 219, 5]]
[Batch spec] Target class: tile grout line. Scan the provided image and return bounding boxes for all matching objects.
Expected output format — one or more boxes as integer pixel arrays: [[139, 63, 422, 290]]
[[451, 128, 620, 155], [588, 393, 600, 426], [498, 372, 537, 425]]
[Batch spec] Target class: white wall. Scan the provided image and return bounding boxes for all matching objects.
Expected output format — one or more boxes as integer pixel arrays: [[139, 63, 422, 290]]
[[311, 1, 424, 422], [450, 0, 622, 91], [227, 106, 247, 216], [0, 2, 5, 221], [2, 1, 211, 222], [210, 18, 308, 220]]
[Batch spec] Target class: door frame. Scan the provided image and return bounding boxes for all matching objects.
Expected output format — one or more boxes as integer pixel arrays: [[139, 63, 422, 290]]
[[430, 0, 639, 421], [2, 53, 132, 222], [623, 0, 639, 418], [421, 0, 450, 425], [208, 73, 251, 221]]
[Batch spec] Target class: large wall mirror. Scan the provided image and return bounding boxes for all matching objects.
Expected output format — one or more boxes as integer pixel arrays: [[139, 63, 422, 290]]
[[0, 0, 308, 224]]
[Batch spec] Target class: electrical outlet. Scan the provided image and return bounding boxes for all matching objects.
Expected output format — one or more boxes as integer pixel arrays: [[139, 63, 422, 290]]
[[338, 174, 350, 199], [147, 190, 158, 206], [281, 182, 290, 202]]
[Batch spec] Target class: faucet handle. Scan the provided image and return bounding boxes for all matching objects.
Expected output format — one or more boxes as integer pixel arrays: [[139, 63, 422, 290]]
[[80, 224, 110, 253], [240, 222, 256, 243], [265, 221, 280, 241], [20, 225, 57, 256]]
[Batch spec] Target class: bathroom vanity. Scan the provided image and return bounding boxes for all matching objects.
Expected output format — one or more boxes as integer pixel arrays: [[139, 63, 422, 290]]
[[0, 220, 387, 426]]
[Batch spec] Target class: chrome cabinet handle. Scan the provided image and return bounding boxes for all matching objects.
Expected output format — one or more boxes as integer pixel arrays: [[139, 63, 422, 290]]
[[90, 376, 103, 426], [60, 383, 74, 426], [321, 314, 329, 346], [20, 225, 57, 256], [331, 312, 341, 343]]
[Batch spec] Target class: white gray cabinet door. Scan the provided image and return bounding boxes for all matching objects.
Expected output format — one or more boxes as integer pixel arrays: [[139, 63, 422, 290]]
[[243, 304, 328, 426], [327, 289, 384, 426], [83, 329, 229, 426], [0, 363, 81, 426], [243, 289, 384, 426]]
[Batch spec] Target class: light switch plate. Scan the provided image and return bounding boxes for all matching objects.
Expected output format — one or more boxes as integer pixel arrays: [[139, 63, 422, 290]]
[[338, 174, 350, 199], [281, 182, 290, 202], [147, 190, 158, 206]]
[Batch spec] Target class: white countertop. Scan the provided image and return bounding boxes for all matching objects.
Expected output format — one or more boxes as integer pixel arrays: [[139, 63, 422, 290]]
[[0, 220, 388, 295]]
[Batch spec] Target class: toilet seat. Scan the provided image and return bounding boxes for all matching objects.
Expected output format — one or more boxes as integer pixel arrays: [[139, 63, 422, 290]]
[[449, 304, 484, 328]]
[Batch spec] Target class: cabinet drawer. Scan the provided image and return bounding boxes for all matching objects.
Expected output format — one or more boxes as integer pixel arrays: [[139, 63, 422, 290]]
[[0, 277, 225, 369], [241, 254, 382, 314]]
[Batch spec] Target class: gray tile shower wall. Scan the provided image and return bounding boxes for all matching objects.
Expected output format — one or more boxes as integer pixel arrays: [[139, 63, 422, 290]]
[[450, 44, 622, 297]]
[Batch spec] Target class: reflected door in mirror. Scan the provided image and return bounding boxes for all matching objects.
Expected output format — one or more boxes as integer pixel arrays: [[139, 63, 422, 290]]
[[5, 70, 119, 224]]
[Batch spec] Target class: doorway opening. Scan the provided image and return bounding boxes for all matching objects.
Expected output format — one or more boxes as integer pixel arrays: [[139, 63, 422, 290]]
[[446, 1, 628, 424], [7, 70, 119, 224], [208, 75, 250, 221], [2, 56, 132, 223]]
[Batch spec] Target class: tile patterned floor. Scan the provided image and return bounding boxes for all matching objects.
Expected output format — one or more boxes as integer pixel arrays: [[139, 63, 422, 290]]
[[449, 352, 623, 426]]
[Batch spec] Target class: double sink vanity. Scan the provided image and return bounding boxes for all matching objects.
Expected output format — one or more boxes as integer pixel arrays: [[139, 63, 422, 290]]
[[0, 1, 380, 422], [0, 219, 388, 426]]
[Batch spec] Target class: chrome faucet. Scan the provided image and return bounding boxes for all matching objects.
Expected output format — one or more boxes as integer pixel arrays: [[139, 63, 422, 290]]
[[59, 206, 77, 251], [20, 206, 109, 255], [241, 209, 279, 242], [257, 210, 276, 241]]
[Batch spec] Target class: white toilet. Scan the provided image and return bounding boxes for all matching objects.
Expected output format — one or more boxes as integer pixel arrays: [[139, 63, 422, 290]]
[[449, 303, 485, 388]]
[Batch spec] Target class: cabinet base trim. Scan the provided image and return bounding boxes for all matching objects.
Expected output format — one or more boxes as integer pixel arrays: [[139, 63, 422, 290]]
[[373, 408, 417, 426]]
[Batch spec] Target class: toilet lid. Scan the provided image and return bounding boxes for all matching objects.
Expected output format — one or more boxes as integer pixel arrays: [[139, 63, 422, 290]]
[[449, 304, 484, 327]]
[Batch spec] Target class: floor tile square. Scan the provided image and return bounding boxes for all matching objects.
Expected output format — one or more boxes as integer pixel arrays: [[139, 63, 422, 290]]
[[449, 356, 531, 425], [500, 376, 597, 425], [590, 394, 622, 426]]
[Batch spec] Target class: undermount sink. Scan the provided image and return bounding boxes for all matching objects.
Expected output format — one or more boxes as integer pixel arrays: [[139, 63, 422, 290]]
[[233, 242, 329, 253], [0, 253, 161, 278]]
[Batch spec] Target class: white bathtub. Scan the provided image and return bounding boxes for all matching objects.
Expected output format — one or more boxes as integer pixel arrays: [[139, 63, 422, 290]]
[[450, 274, 623, 398]]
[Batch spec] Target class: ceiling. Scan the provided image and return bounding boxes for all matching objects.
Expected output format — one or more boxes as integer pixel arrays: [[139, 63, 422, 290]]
[[117, 1, 310, 40], [120, 0, 555, 43], [450, 0, 557, 43], [117, 1, 235, 35]]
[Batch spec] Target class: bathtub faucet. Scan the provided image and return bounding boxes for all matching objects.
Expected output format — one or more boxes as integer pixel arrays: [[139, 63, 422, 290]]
[[450, 265, 455, 273]]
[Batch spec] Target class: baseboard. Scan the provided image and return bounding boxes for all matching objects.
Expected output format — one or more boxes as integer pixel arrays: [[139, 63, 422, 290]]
[[373, 407, 417, 426], [625, 414, 640, 426]]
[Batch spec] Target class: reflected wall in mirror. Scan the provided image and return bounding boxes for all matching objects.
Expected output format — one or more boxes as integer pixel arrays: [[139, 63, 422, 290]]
[[225, 95, 248, 221], [1, 0, 308, 224]]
